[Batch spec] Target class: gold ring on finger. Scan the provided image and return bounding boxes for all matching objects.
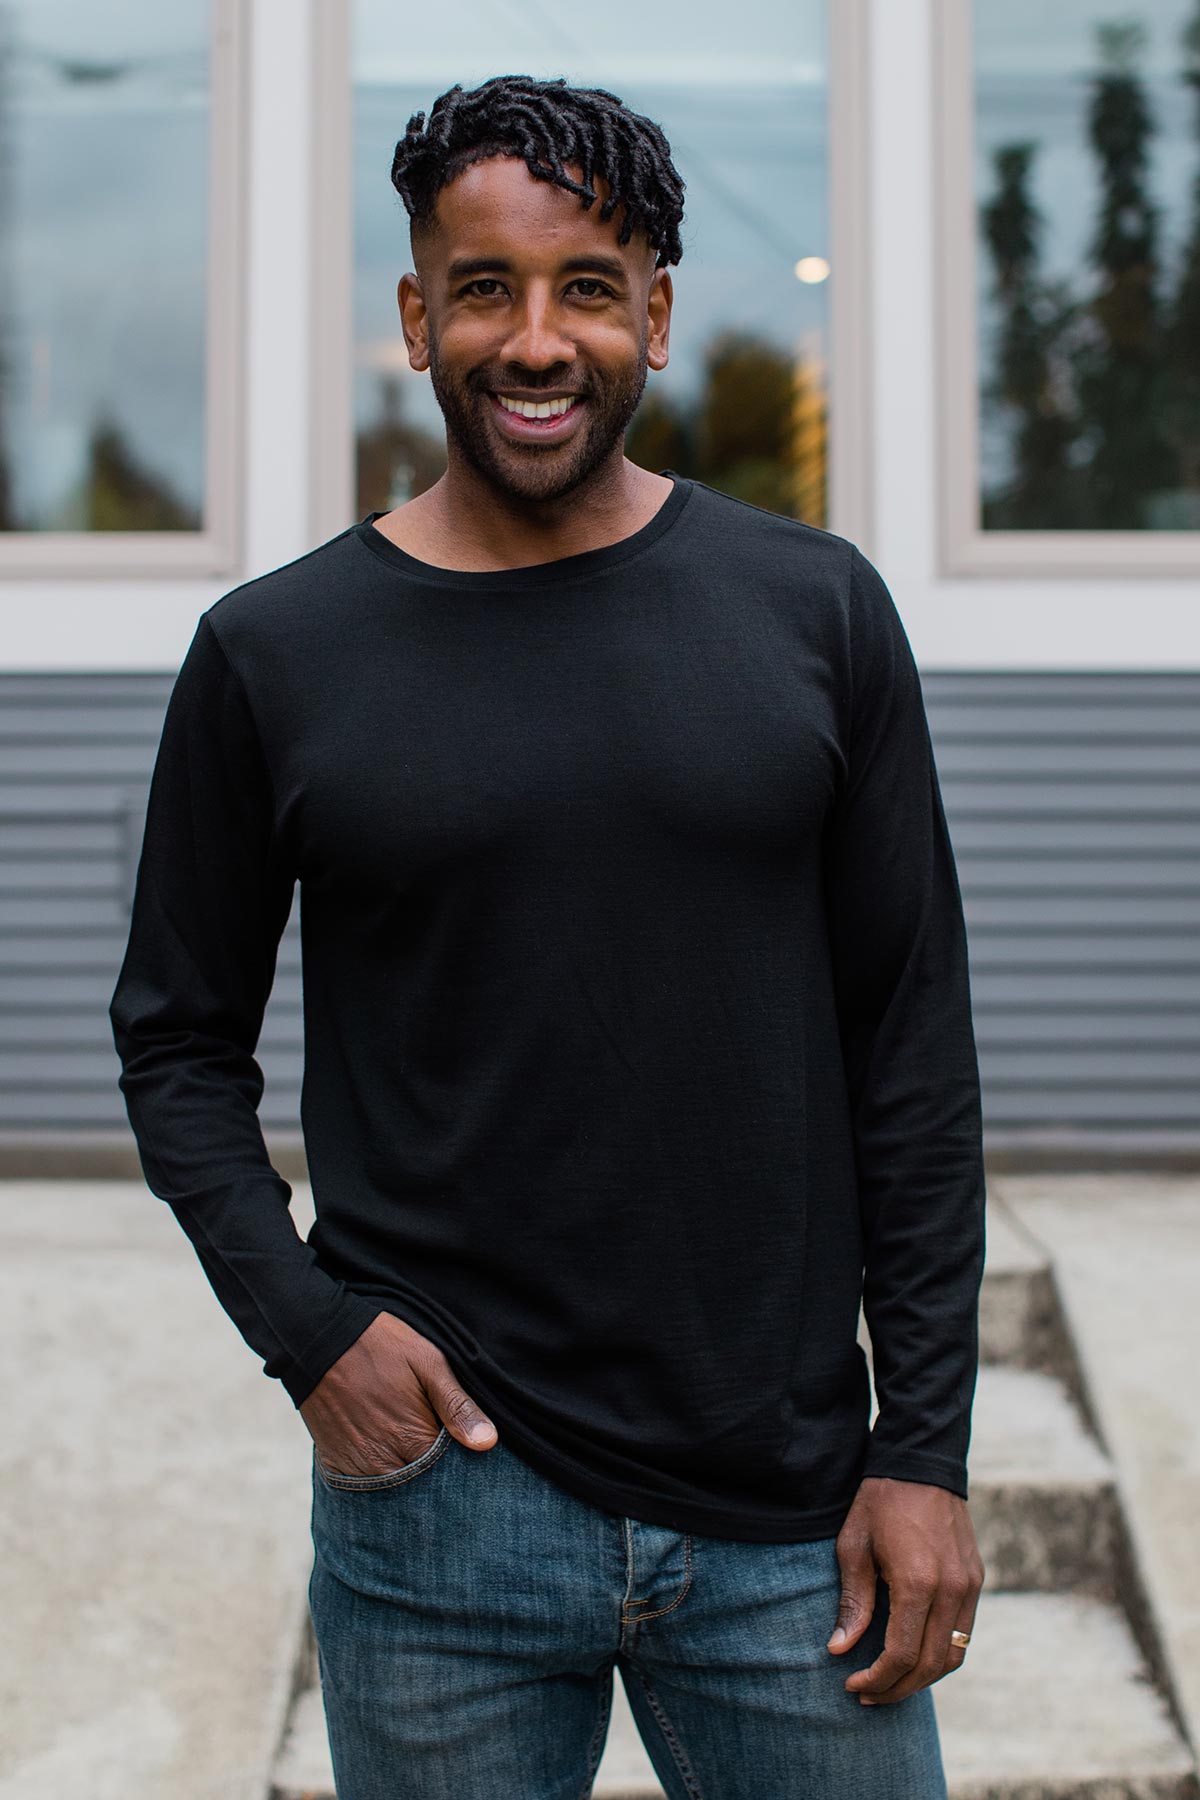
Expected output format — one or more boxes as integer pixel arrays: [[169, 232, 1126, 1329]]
[[949, 1629, 971, 1650]]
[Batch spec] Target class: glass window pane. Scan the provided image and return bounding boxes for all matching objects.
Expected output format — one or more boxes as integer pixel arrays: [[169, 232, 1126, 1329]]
[[352, 5, 829, 525], [0, 1, 209, 534], [974, 0, 1200, 530]]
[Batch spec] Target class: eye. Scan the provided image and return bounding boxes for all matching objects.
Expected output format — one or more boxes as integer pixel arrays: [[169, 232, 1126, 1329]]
[[569, 279, 613, 298], [461, 278, 507, 297]]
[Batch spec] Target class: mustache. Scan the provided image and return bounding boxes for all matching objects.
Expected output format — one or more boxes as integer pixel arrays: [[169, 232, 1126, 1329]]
[[475, 375, 590, 397]]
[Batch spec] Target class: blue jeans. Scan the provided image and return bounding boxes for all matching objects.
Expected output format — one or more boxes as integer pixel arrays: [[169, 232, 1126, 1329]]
[[308, 1425, 948, 1799]]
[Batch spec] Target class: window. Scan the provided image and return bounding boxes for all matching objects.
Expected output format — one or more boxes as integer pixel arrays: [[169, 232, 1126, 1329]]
[[0, 0, 244, 574], [351, 2, 831, 526], [936, 0, 1200, 574]]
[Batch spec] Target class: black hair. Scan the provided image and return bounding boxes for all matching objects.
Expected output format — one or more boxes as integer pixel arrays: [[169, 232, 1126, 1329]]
[[390, 73, 686, 268]]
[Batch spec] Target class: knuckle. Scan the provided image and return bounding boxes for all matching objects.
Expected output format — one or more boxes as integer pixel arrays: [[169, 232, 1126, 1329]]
[[441, 1390, 476, 1428], [836, 1527, 870, 1563]]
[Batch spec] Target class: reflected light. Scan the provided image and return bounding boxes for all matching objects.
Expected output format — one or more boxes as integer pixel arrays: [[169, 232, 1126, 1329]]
[[793, 257, 830, 284]]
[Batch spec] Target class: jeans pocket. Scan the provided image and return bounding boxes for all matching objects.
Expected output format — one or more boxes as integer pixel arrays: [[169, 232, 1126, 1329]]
[[313, 1424, 452, 1492]]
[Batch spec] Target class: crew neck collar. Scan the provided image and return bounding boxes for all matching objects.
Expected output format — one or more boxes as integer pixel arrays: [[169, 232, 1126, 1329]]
[[352, 470, 693, 591]]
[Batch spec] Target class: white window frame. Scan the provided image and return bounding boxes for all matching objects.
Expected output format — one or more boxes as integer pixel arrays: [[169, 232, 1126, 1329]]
[[308, 0, 876, 559], [933, 0, 1200, 581], [0, 0, 248, 579]]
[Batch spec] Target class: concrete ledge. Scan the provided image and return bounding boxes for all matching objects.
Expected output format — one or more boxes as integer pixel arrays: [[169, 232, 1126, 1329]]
[[1000, 1177, 1200, 1768]]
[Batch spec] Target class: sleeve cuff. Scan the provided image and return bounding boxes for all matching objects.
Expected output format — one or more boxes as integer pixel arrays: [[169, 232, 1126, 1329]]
[[274, 1291, 386, 1409], [860, 1444, 969, 1501]]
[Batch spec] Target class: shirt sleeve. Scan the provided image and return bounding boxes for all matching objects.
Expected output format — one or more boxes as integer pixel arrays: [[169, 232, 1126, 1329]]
[[108, 611, 383, 1407], [822, 545, 987, 1499]]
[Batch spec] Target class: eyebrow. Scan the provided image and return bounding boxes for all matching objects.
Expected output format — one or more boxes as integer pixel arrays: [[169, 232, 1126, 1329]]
[[445, 254, 630, 285]]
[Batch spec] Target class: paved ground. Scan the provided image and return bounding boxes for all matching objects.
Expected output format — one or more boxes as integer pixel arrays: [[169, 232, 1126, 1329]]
[[0, 1180, 318, 1800], [2, 1172, 1198, 1797]]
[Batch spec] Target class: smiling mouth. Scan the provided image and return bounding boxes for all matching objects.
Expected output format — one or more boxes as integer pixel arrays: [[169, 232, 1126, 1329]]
[[487, 391, 587, 440], [493, 393, 583, 420]]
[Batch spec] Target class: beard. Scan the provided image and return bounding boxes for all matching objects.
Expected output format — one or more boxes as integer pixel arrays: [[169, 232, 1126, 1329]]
[[426, 330, 650, 504]]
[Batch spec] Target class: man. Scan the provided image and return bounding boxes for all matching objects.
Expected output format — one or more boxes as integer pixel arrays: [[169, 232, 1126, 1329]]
[[110, 72, 986, 1800]]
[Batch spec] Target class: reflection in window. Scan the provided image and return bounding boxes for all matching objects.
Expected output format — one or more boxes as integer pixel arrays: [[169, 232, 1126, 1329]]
[[975, 1, 1200, 530], [353, 6, 829, 525], [0, 1, 209, 533]]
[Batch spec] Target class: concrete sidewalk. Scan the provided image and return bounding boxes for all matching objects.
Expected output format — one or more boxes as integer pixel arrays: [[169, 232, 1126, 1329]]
[[0, 1180, 318, 1800], [2, 1173, 1199, 1797]]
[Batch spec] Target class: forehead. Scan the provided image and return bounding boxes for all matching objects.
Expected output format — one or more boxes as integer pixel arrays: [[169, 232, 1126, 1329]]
[[422, 153, 650, 273]]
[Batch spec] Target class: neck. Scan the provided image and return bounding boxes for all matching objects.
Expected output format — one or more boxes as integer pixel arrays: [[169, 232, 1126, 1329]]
[[419, 449, 671, 566]]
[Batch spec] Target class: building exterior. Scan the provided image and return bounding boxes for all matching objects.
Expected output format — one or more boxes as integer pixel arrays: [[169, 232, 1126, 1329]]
[[1, 0, 1197, 1166]]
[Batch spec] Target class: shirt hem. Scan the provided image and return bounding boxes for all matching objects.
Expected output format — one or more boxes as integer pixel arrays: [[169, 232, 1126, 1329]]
[[472, 1390, 858, 1543]]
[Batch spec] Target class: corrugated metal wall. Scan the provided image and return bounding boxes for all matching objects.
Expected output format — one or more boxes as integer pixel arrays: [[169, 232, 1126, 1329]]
[[2, 668, 1197, 1163]]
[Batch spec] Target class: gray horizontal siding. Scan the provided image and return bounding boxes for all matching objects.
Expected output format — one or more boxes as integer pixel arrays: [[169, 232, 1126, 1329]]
[[1, 668, 1197, 1160], [921, 672, 1200, 1153]]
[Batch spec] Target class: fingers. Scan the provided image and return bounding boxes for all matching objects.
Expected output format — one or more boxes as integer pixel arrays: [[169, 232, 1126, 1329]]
[[827, 1521, 878, 1653], [844, 1566, 936, 1702], [848, 1547, 984, 1706], [302, 1312, 498, 1470]]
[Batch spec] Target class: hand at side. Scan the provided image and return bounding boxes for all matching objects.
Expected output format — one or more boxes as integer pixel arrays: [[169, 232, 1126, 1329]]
[[826, 1476, 984, 1705]]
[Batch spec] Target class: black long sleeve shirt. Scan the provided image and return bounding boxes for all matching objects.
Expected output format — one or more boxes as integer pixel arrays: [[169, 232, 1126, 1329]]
[[109, 472, 986, 1542]]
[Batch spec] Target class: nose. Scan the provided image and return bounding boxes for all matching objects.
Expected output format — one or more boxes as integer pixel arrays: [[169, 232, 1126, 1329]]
[[500, 286, 577, 373]]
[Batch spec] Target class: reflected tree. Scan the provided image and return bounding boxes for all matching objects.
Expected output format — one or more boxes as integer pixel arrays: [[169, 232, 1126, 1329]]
[[628, 328, 827, 525], [980, 144, 1084, 527], [0, 2, 16, 529], [625, 387, 695, 476], [356, 372, 446, 512], [62, 413, 199, 531], [978, 147, 1086, 525], [1075, 21, 1176, 527], [980, 10, 1200, 530], [1164, 2, 1200, 500]]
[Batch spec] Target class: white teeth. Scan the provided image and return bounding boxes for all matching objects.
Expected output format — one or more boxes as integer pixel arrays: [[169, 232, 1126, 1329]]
[[497, 394, 579, 419]]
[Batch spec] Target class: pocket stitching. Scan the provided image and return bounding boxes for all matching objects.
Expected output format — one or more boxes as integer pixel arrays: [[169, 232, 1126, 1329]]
[[314, 1425, 451, 1491]]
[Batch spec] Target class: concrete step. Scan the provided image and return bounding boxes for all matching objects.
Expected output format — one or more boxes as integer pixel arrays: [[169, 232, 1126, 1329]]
[[271, 1593, 1197, 1800], [862, 1192, 1073, 1382], [592, 1592, 1198, 1797], [270, 1191, 1193, 1800], [937, 1591, 1197, 1799], [968, 1363, 1120, 1593], [595, 1591, 1199, 1799], [856, 1343, 1115, 1595], [977, 1191, 1062, 1371]]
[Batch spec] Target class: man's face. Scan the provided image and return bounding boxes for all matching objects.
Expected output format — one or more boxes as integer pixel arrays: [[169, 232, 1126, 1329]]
[[398, 154, 673, 502]]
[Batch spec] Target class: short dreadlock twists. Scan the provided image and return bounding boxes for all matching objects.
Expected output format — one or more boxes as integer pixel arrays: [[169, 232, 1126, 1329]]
[[391, 74, 686, 268]]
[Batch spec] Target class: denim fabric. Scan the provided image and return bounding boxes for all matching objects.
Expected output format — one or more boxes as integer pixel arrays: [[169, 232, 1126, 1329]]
[[309, 1427, 948, 1799]]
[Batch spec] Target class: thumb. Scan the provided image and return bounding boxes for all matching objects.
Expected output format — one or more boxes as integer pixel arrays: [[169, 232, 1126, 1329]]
[[827, 1527, 877, 1653], [428, 1375, 498, 1452]]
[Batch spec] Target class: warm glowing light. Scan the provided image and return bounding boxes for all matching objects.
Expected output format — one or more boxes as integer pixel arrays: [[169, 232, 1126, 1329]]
[[793, 257, 830, 284]]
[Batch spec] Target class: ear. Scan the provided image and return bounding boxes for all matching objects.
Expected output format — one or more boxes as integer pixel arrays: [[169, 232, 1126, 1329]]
[[646, 267, 673, 373], [398, 272, 429, 372]]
